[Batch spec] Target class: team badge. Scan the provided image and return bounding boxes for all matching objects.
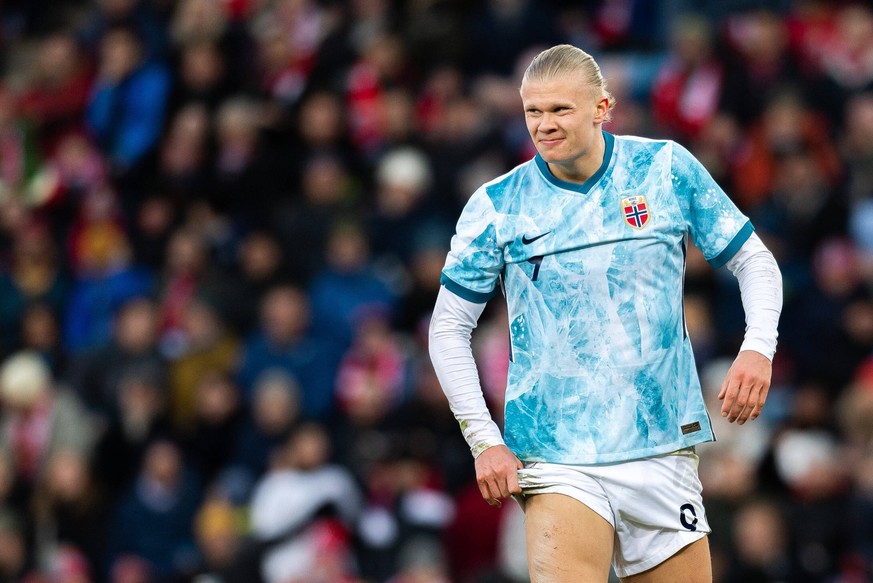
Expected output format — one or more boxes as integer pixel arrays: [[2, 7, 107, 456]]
[[621, 195, 650, 229]]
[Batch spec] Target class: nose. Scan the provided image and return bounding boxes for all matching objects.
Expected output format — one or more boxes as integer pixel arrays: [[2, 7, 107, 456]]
[[538, 112, 558, 132]]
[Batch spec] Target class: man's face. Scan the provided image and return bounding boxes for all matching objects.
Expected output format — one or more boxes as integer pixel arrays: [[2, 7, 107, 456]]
[[520, 74, 608, 176], [100, 30, 141, 81]]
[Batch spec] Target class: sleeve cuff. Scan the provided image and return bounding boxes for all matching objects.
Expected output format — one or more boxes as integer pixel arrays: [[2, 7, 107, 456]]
[[739, 339, 776, 362], [440, 274, 499, 304], [709, 221, 754, 269]]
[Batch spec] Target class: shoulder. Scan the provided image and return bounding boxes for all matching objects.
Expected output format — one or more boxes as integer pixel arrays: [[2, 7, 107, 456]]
[[612, 133, 676, 157], [469, 158, 539, 213], [615, 134, 705, 173], [52, 388, 88, 412]]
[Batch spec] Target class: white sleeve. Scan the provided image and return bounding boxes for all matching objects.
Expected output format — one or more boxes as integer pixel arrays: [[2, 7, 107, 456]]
[[723, 232, 783, 361], [428, 286, 505, 458]]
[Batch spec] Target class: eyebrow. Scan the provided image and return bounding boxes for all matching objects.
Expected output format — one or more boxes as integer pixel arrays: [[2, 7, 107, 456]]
[[524, 100, 575, 111]]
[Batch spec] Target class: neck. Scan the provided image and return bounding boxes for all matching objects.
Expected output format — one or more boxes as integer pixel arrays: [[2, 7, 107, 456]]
[[548, 129, 606, 184]]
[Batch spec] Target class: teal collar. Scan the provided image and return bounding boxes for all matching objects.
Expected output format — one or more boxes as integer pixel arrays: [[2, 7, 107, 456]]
[[534, 130, 614, 194]]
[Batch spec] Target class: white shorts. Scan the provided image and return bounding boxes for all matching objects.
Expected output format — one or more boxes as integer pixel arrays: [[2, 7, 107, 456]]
[[515, 448, 710, 578]]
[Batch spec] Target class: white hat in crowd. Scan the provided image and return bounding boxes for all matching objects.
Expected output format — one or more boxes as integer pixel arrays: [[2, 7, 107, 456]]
[[0, 351, 51, 408]]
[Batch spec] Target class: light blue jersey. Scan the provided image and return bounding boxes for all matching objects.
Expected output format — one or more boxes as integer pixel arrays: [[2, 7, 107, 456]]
[[440, 132, 753, 464]]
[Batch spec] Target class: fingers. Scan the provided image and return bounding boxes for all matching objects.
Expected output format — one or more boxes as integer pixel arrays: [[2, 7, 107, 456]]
[[721, 381, 752, 424], [717, 376, 729, 401], [478, 479, 501, 507], [720, 375, 770, 424], [477, 477, 513, 507], [475, 446, 523, 507], [720, 351, 773, 424], [478, 468, 522, 507], [719, 374, 740, 420], [748, 383, 770, 422], [734, 384, 759, 425]]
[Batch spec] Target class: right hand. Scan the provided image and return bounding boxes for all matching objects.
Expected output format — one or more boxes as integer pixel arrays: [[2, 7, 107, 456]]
[[474, 444, 523, 507]]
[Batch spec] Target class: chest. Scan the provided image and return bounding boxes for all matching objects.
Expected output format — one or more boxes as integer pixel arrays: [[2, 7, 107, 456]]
[[500, 184, 684, 265]]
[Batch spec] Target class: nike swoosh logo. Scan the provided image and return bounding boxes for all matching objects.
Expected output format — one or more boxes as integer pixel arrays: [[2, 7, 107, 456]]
[[521, 232, 551, 245]]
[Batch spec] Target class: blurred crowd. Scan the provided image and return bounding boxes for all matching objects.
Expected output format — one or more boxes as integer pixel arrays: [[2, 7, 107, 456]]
[[0, 0, 871, 582]]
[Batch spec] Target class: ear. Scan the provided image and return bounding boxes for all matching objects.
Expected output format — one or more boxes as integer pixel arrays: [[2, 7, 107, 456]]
[[593, 96, 610, 123]]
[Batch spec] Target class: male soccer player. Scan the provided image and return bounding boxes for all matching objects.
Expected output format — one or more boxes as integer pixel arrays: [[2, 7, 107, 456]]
[[428, 44, 782, 582]]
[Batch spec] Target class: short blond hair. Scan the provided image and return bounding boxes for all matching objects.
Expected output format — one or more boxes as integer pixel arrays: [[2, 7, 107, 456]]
[[522, 44, 616, 121]]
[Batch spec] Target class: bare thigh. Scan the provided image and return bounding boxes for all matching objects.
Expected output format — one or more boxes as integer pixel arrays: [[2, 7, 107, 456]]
[[621, 536, 712, 583], [524, 493, 614, 583]]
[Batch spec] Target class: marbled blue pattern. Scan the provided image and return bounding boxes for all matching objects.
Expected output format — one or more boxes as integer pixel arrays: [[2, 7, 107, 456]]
[[441, 132, 752, 464]]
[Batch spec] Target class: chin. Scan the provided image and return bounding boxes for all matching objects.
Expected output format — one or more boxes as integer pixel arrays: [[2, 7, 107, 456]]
[[538, 151, 570, 164]]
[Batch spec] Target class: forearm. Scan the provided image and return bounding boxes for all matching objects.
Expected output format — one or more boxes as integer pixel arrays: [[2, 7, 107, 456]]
[[428, 286, 504, 457], [724, 233, 783, 360]]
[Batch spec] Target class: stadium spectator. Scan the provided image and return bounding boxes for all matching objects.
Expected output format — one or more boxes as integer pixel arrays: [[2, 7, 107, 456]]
[[17, 33, 93, 153], [288, 89, 362, 190], [0, 351, 94, 511], [62, 194, 154, 354], [720, 9, 809, 126], [308, 220, 397, 354], [813, 3, 873, 119], [78, 0, 168, 62], [236, 284, 337, 420], [0, 507, 31, 582], [148, 103, 212, 210], [154, 227, 221, 357], [31, 450, 110, 579], [247, 422, 362, 583], [18, 303, 65, 376], [85, 26, 171, 179], [105, 438, 201, 582], [91, 366, 171, 495], [841, 91, 873, 202], [650, 14, 724, 142], [719, 498, 793, 582], [367, 146, 447, 268], [0, 221, 68, 359], [189, 496, 246, 582], [0, 86, 41, 207], [209, 96, 290, 230], [169, 40, 233, 116], [167, 297, 238, 432], [229, 368, 303, 484], [214, 229, 286, 336], [272, 152, 359, 284], [465, 0, 559, 76], [731, 90, 842, 210], [67, 296, 165, 421], [182, 370, 244, 487]]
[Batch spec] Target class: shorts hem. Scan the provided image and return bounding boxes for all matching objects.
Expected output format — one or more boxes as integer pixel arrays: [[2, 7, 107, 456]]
[[613, 530, 709, 578], [519, 485, 615, 529]]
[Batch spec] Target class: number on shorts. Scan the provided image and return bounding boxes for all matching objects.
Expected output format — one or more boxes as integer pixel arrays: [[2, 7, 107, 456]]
[[679, 503, 698, 531]]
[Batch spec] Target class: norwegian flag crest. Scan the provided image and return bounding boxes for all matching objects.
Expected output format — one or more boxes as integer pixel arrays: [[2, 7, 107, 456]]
[[621, 195, 650, 229]]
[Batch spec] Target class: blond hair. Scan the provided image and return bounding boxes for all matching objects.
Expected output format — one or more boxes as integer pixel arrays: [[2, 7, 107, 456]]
[[522, 44, 616, 121]]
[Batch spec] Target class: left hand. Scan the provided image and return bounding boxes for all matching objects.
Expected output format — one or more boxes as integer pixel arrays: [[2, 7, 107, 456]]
[[718, 350, 772, 424]]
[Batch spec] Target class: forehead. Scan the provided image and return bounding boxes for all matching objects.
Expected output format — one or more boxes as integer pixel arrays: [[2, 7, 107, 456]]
[[520, 74, 592, 107]]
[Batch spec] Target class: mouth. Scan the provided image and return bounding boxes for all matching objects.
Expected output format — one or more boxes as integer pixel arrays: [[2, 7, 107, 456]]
[[539, 137, 564, 147]]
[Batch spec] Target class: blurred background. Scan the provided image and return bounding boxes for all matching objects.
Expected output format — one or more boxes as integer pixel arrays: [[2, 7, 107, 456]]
[[0, 0, 871, 582]]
